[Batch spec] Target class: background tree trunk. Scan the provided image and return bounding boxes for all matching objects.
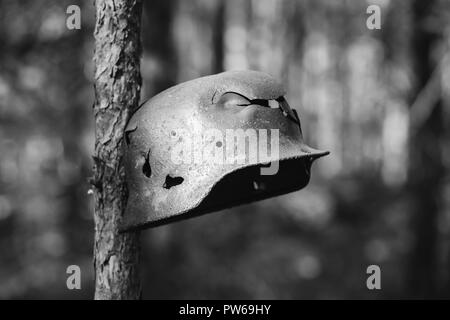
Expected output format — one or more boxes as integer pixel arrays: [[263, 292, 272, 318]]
[[141, 0, 177, 95], [92, 0, 143, 300], [212, 0, 225, 74], [407, 0, 444, 298]]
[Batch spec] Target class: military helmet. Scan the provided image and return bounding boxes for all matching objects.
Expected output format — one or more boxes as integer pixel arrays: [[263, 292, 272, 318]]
[[120, 70, 329, 231]]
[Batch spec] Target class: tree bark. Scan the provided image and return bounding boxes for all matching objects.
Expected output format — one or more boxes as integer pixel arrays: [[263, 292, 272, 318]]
[[92, 0, 143, 300]]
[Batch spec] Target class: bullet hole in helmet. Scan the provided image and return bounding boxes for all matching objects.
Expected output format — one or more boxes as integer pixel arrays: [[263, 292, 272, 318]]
[[163, 175, 184, 189], [245, 98, 278, 109], [219, 93, 289, 115], [142, 150, 151, 178]]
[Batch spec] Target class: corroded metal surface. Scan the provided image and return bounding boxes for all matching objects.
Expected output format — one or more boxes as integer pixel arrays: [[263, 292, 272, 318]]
[[120, 70, 329, 231]]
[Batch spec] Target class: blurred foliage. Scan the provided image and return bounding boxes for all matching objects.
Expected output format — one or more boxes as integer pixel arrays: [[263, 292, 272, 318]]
[[0, 0, 449, 299]]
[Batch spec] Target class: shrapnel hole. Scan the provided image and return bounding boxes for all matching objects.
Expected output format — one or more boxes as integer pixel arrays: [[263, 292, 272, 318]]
[[142, 150, 151, 178], [163, 175, 184, 189]]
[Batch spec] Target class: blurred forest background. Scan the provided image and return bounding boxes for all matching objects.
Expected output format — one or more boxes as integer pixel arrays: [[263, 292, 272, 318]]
[[1, 0, 450, 299]]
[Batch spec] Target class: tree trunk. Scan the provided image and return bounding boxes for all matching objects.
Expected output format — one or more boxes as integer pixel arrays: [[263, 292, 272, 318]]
[[142, 0, 177, 94], [92, 0, 143, 300], [407, 0, 443, 298], [212, 0, 225, 74]]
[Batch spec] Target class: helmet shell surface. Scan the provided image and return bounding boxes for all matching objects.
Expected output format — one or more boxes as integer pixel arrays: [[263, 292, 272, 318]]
[[121, 70, 328, 231]]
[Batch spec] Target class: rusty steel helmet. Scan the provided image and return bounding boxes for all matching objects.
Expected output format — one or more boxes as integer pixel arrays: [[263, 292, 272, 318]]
[[120, 70, 329, 231]]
